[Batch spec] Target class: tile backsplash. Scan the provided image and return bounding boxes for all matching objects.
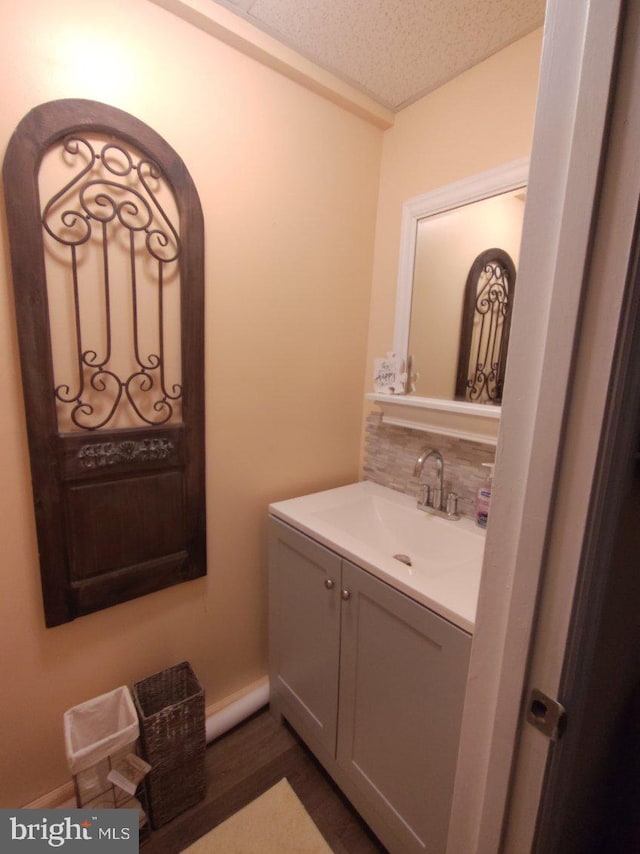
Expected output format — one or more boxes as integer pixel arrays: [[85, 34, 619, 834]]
[[363, 411, 496, 519]]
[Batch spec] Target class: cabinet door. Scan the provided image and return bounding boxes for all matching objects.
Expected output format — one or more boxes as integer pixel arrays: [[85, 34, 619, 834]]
[[337, 560, 471, 854], [268, 518, 341, 757]]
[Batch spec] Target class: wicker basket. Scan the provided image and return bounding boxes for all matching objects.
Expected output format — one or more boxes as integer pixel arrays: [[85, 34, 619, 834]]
[[133, 661, 206, 829]]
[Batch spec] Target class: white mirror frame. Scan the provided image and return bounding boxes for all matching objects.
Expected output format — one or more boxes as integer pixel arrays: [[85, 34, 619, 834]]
[[367, 158, 529, 446]]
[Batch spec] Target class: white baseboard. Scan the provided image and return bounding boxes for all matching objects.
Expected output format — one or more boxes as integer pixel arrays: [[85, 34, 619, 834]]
[[25, 781, 76, 810]]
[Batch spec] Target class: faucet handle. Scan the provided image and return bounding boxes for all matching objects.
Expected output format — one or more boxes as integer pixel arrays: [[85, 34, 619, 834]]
[[446, 492, 459, 517], [418, 482, 431, 507], [432, 485, 443, 512]]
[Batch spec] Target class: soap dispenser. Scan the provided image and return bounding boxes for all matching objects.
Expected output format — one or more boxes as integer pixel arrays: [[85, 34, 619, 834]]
[[476, 463, 494, 528]]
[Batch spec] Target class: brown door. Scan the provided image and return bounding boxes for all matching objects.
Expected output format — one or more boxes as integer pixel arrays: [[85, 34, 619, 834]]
[[3, 99, 206, 626]]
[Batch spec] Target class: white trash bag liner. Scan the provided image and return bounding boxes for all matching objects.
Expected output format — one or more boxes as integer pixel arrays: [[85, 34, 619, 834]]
[[64, 686, 139, 775]]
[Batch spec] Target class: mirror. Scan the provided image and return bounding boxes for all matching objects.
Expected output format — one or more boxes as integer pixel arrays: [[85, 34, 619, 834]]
[[393, 159, 528, 414]]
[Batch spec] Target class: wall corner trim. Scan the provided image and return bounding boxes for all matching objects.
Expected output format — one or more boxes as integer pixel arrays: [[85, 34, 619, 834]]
[[147, 0, 395, 130]]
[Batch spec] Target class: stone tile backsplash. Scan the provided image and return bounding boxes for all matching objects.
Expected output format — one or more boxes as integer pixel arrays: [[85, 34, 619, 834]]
[[363, 411, 496, 519]]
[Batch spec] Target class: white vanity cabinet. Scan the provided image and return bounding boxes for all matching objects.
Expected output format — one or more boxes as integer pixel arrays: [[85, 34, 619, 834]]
[[268, 517, 472, 854]]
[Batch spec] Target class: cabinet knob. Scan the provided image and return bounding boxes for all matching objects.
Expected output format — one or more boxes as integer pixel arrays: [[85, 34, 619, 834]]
[[341, 588, 351, 601], [324, 578, 335, 590]]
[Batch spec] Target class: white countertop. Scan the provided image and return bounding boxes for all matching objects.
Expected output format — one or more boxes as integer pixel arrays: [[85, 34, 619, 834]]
[[269, 481, 485, 633]]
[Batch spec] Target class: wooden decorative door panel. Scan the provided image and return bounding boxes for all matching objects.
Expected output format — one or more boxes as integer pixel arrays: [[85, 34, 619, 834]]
[[3, 99, 206, 626]]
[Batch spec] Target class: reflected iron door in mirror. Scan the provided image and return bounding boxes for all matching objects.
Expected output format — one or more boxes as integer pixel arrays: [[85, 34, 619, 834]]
[[455, 249, 516, 404]]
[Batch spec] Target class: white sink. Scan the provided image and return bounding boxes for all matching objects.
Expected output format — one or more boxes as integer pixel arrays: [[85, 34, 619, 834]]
[[269, 480, 485, 633]]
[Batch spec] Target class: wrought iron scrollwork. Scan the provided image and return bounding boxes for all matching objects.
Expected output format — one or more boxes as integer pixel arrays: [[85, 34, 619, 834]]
[[42, 135, 182, 431], [456, 248, 516, 405]]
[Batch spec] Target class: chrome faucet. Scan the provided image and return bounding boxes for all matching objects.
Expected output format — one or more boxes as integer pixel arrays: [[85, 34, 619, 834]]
[[414, 448, 443, 509], [413, 448, 460, 520]]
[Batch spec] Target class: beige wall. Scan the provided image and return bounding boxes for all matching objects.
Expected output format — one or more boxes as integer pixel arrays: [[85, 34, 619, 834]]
[[364, 28, 543, 403], [0, 0, 382, 805]]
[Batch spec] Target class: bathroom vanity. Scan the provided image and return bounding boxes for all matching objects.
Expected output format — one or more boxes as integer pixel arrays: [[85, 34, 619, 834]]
[[268, 481, 484, 854]]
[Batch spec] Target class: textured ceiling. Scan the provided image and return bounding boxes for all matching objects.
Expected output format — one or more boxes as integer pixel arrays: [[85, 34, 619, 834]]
[[209, 0, 546, 111]]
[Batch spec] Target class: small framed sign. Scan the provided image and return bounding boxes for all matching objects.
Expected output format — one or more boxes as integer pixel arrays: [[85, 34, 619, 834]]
[[373, 353, 407, 394]]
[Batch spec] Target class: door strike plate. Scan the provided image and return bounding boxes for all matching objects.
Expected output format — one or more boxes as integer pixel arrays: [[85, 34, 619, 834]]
[[526, 688, 567, 740]]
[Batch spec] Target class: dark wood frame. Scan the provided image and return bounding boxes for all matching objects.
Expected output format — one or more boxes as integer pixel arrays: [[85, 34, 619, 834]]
[[2, 99, 206, 626], [455, 247, 516, 403]]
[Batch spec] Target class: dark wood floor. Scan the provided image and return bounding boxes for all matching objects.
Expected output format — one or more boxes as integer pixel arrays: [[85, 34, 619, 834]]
[[142, 706, 387, 853]]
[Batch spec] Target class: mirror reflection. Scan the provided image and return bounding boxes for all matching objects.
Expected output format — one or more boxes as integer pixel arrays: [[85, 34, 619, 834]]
[[408, 187, 526, 402]]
